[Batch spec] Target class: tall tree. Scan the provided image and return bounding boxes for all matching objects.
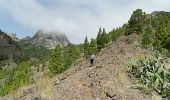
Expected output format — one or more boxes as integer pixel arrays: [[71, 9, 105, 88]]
[[83, 36, 89, 58], [102, 28, 109, 44], [49, 44, 63, 74], [89, 39, 97, 55], [125, 9, 146, 35], [97, 27, 107, 51], [97, 27, 105, 51]]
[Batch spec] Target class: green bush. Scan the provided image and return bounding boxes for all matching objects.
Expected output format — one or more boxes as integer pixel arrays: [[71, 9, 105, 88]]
[[0, 61, 32, 96], [127, 52, 170, 98]]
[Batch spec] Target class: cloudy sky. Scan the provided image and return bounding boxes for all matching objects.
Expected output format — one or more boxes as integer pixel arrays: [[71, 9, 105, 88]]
[[0, 0, 170, 43]]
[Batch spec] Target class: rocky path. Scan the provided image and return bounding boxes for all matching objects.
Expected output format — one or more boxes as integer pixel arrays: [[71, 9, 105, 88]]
[[51, 34, 154, 100]]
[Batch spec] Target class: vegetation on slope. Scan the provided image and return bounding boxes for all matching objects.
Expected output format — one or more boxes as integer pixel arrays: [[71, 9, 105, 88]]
[[125, 9, 170, 56], [0, 61, 33, 96], [49, 44, 82, 75], [18, 40, 52, 60], [84, 9, 170, 58]]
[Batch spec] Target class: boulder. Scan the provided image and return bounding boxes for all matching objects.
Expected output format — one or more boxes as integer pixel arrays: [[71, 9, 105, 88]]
[[31, 94, 41, 100], [54, 78, 60, 85], [105, 87, 117, 99], [22, 87, 33, 97]]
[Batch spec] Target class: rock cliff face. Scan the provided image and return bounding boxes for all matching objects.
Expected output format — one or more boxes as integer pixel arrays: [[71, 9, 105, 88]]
[[27, 30, 70, 49]]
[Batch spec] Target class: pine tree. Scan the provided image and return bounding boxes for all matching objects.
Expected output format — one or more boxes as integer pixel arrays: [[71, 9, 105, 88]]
[[97, 27, 104, 51], [102, 28, 109, 44], [83, 36, 89, 58], [89, 39, 97, 55], [49, 44, 63, 74], [125, 9, 146, 35]]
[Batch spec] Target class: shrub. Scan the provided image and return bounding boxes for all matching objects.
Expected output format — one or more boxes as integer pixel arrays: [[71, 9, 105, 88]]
[[127, 52, 170, 98]]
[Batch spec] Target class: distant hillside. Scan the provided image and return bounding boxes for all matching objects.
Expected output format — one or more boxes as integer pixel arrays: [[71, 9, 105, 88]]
[[25, 30, 70, 49], [0, 29, 22, 62]]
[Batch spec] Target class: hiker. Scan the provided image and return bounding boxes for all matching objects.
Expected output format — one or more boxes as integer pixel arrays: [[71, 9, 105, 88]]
[[90, 54, 95, 66]]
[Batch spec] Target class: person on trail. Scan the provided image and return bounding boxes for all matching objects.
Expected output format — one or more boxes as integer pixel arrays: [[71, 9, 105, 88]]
[[90, 54, 95, 66]]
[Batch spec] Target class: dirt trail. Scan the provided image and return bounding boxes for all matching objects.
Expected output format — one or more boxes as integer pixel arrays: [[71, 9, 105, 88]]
[[50, 34, 154, 100]]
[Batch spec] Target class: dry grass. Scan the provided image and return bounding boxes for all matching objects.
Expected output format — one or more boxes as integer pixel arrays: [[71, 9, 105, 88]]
[[36, 76, 53, 100], [151, 92, 162, 100], [12, 76, 53, 100], [114, 66, 127, 93]]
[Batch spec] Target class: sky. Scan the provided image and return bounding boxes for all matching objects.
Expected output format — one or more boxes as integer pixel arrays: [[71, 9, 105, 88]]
[[0, 0, 170, 44]]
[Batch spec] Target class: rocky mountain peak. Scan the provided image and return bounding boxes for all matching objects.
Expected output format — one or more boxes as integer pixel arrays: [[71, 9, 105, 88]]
[[28, 30, 70, 49]]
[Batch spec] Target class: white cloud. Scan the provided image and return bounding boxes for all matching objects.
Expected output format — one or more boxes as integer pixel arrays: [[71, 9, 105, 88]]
[[1, 0, 170, 43]]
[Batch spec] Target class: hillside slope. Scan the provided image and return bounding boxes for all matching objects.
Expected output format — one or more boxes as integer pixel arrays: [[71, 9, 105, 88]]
[[124, 10, 170, 56], [1, 34, 164, 100], [19, 40, 52, 60]]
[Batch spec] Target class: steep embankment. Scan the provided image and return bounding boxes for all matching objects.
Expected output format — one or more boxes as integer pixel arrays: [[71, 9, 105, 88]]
[[1, 34, 164, 100]]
